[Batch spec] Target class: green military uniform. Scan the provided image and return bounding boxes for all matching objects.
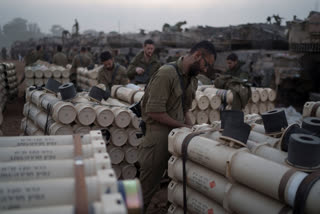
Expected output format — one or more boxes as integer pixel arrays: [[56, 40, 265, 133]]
[[139, 57, 197, 210], [97, 63, 128, 90], [214, 75, 251, 110], [25, 50, 44, 66], [197, 73, 213, 85], [226, 61, 249, 81], [52, 52, 68, 67], [70, 53, 92, 84], [127, 51, 161, 84], [86, 52, 94, 63]]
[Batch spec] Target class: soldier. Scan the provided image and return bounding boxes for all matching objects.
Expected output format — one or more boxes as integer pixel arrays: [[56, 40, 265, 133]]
[[25, 45, 44, 66], [86, 46, 94, 63], [1, 47, 7, 60], [225, 53, 249, 81], [97, 51, 128, 91], [214, 54, 251, 110], [138, 41, 216, 212], [166, 51, 181, 63], [68, 47, 78, 63], [127, 39, 161, 84], [70, 47, 92, 86], [52, 45, 68, 67]]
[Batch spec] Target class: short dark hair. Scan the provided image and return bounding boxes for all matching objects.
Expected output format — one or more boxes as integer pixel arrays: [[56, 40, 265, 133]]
[[227, 53, 238, 61], [57, 45, 63, 52], [144, 39, 154, 46], [100, 51, 112, 62], [36, 45, 42, 51], [190, 40, 216, 59], [87, 47, 91, 51], [80, 47, 86, 52]]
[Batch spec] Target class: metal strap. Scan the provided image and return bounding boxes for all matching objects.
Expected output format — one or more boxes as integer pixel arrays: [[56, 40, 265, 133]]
[[73, 134, 89, 214], [181, 131, 205, 214], [311, 103, 320, 117], [293, 171, 320, 214], [278, 168, 297, 203]]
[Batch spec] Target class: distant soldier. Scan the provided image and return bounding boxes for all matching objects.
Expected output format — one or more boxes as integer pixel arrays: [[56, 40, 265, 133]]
[[86, 47, 94, 63], [213, 53, 251, 110], [266, 16, 272, 24], [125, 47, 135, 65], [25, 45, 44, 66], [112, 49, 127, 67], [70, 47, 92, 85], [68, 47, 78, 63], [1, 47, 7, 60], [52, 45, 68, 67], [97, 51, 129, 91], [166, 51, 181, 63], [127, 39, 161, 84], [225, 53, 249, 81]]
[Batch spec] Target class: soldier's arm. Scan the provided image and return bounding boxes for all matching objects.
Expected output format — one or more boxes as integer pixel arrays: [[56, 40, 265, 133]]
[[97, 69, 108, 86], [127, 58, 137, 80], [148, 112, 191, 128], [119, 67, 129, 85]]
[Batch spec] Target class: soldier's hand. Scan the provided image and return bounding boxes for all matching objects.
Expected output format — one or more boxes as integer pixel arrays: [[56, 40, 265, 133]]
[[136, 67, 144, 75]]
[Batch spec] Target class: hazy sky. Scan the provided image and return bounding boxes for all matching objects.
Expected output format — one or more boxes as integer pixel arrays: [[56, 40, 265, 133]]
[[0, 0, 319, 34]]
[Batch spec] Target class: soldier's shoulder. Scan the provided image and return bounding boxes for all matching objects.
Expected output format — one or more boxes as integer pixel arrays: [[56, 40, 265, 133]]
[[156, 64, 178, 77]]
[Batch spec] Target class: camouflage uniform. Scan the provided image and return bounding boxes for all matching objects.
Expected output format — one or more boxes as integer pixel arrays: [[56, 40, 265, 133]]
[[97, 63, 128, 90], [197, 73, 213, 85], [127, 51, 161, 84], [226, 61, 249, 81], [52, 52, 68, 67], [70, 53, 92, 85], [214, 75, 251, 110], [138, 57, 197, 210]]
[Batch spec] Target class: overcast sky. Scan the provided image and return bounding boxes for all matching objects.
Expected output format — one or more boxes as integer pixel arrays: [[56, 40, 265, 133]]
[[0, 0, 319, 34]]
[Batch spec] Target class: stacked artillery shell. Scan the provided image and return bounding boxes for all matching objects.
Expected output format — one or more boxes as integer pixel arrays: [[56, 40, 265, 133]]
[[77, 66, 100, 90], [167, 126, 320, 214], [0, 131, 143, 214], [191, 86, 276, 125], [244, 87, 277, 115], [0, 62, 19, 132], [25, 62, 70, 87], [22, 87, 141, 179], [0, 62, 18, 98], [303, 101, 320, 118]]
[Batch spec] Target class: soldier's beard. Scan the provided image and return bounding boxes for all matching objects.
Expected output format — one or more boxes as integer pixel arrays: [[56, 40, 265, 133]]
[[188, 61, 201, 77]]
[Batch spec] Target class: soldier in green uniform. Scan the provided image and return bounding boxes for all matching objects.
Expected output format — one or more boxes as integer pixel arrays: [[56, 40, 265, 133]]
[[97, 51, 129, 90], [138, 41, 216, 212], [25, 45, 44, 66], [52, 45, 68, 67], [70, 47, 92, 86], [127, 39, 161, 84], [225, 53, 249, 81]]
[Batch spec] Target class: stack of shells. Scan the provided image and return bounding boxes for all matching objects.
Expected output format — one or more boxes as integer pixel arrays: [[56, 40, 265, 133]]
[[191, 85, 277, 125], [0, 62, 19, 135], [24, 61, 70, 87], [166, 117, 320, 214], [22, 87, 141, 179], [77, 66, 100, 90], [303, 101, 320, 118], [0, 131, 143, 214]]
